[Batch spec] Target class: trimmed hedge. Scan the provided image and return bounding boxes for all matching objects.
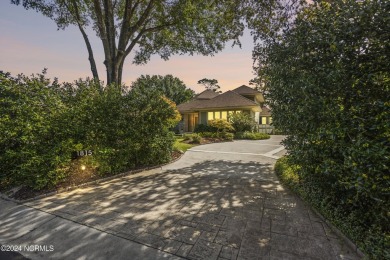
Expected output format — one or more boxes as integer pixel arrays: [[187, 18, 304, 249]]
[[234, 132, 270, 140], [0, 71, 180, 190]]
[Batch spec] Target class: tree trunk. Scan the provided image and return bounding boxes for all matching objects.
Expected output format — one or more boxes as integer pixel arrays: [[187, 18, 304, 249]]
[[105, 57, 124, 86], [69, 0, 99, 81], [117, 59, 125, 86], [78, 25, 99, 81], [105, 60, 118, 86]]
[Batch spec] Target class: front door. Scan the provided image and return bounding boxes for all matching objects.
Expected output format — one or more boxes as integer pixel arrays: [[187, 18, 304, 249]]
[[187, 113, 198, 132]]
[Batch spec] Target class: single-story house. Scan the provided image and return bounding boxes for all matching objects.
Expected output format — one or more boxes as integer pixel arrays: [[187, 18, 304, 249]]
[[259, 105, 272, 125], [177, 85, 272, 132]]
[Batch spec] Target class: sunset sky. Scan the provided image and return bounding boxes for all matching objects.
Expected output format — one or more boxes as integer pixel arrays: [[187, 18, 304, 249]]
[[0, 2, 256, 93]]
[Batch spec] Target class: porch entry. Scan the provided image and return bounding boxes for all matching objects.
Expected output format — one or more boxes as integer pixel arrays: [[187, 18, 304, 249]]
[[187, 113, 198, 132]]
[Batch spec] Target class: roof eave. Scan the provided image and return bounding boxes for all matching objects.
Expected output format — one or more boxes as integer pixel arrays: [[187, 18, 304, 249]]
[[180, 105, 260, 113]]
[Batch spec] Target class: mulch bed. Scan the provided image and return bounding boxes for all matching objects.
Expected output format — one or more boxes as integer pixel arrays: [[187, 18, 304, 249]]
[[184, 137, 232, 145]]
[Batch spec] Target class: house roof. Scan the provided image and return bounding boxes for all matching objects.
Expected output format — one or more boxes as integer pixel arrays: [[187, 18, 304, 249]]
[[195, 90, 220, 100], [177, 90, 259, 112], [260, 106, 272, 116], [232, 85, 261, 95]]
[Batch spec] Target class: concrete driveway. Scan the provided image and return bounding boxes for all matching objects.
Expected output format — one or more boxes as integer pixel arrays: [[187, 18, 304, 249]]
[[0, 136, 360, 259]]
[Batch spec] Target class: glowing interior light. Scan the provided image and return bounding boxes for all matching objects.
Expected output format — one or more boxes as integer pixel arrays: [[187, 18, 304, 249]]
[[81, 165, 86, 170]]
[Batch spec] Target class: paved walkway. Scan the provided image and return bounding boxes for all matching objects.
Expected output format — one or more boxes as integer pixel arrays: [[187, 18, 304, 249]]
[[0, 136, 360, 259]]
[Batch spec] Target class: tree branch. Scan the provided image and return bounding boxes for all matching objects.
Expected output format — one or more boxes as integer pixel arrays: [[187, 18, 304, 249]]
[[66, 0, 99, 80], [92, 0, 110, 61], [128, 0, 155, 37], [117, 0, 155, 62], [123, 22, 175, 58], [117, 0, 132, 53], [103, 0, 116, 58]]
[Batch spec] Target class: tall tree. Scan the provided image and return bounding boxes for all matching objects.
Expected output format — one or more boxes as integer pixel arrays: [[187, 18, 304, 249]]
[[197, 78, 221, 93], [12, 0, 250, 85], [131, 74, 194, 105]]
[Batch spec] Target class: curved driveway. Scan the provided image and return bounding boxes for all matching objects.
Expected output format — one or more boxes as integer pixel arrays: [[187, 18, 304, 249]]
[[0, 136, 360, 259]]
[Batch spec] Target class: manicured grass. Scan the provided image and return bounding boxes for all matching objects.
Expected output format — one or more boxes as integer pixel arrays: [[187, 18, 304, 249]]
[[173, 138, 195, 152]]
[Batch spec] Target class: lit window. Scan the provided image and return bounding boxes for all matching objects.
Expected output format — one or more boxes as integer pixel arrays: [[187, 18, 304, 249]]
[[221, 111, 227, 119], [208, 112, 214, 120], [215, 111, 221, 119], [269, 117, 273, 124], [261, 117, 267, 125]]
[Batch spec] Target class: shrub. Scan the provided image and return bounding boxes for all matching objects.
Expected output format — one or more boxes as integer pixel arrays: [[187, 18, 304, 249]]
[[191, 134, 202, 144], [234, 132, 270, 140], [194, 124, 217, 133], [220, 132, 234, 141], [275, 156, 390, 260], [274, 157, 301, 188], [194, 123, 217, 133], [259, 1, 389, 258], [229, 113, 256, 133], [0, 71, 180, 190], [0, 71, 72, 189], [208, 119, 234, 133], [199, 132, 233, 141], [198, 132, 216, 138], [183, 133, 202, 144], [182, 134, 192, 141]]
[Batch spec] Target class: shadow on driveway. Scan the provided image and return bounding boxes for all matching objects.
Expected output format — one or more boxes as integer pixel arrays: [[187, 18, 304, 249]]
[[7, 158, 360, 259]]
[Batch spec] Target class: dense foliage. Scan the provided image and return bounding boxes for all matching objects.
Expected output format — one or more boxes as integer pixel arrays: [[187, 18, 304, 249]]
[[0, 71, 180, 190], [194, 124, 217, 133], [131, 74, 194, 105], [260, 1, 389, 258], [234, 132, 270, 140], [208, 119, 234, 133], [229, 112, 257, 133], [198, 132, 234, 141], [182, 133, 202, 144]]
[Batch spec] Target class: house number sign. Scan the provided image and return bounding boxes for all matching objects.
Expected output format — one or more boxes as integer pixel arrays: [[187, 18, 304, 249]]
[[72, 150, 93, 159]]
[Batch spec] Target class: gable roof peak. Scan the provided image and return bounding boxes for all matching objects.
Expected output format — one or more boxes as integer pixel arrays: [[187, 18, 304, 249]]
[[177, 89, 259, 112], [232, 85, 261, 95], [195, 89, 220, 100]]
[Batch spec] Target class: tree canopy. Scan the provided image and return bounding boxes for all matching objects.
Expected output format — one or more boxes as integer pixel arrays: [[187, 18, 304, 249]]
[[197, 78, 221, 93], [12, 0, 249, 85], [130, 74, 194, 105]]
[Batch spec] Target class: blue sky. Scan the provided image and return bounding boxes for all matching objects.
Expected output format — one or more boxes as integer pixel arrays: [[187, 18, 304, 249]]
[[0, 2, 256, 93]]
